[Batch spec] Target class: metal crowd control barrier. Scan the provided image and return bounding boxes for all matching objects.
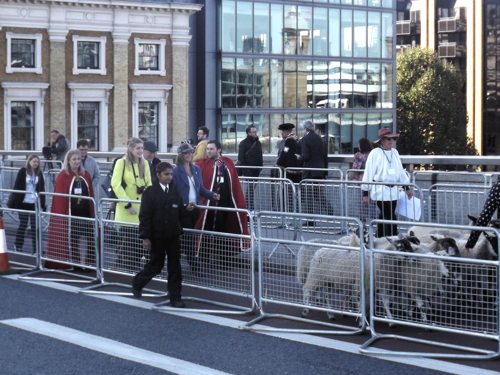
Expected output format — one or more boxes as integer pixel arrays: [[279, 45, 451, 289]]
[[20, 192, 100, 284], [411, 170, 490, 186], [361, 220, 500, 359], [243, 212, 367, 334], [1, 188, 40, 271], [0, 167, 21, 206], [427, 184, 490, 225], [344, 181, 424, 228], [238, 176, 296, 213], [235, 165, 282, 178], [284, 167, 343, 181], [154, 205, 256, 315], [298, 179, 345, 234], [81, 198, 166, 298]]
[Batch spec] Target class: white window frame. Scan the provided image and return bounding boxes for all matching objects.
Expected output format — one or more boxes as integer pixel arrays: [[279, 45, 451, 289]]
[[134, 38, 166, 76], [1, 82, 48, 150], [130, 83, 172, 152], [68, 82, 113, 151], [72, 35, 107, 75], [6, 32, 43, 74]]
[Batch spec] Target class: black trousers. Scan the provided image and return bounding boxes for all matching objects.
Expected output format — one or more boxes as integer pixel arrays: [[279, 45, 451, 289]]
[[376, 200, 398, 237], [15, 202, 36, 252], [70, 219, 95, 266], [133, 237, 182, 302]]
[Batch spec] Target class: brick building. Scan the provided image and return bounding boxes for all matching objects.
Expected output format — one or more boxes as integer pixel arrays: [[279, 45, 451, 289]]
[[0, 0, 201, 152]]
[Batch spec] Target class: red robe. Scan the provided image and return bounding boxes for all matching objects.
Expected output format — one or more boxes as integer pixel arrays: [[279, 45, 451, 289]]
[[195, 156, 249, 255], [45, 170, 94, 269]]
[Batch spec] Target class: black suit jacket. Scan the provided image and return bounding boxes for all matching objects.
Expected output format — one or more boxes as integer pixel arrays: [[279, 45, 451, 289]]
[[299, 131, 327, 179], [138, 182, 190, 240], [9, 167, 46, 210]]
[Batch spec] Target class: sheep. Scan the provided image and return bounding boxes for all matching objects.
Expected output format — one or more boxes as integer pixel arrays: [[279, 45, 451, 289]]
[[296, 238, 333, 285], [456, 236, 497, 260], [302, 246, 368, 321], [384, 238, 450, 324]]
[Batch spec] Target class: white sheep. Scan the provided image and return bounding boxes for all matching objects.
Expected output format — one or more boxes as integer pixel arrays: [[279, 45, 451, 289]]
[[296, 238, 332, 285]]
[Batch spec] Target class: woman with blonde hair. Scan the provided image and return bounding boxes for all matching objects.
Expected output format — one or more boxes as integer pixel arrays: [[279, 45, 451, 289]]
[[45, 149, 95, 270], [9, 154, 46, 253], [111, 137, 152, 270]]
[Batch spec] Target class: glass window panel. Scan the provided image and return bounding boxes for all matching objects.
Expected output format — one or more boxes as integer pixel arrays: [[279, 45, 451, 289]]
[[341, 9, 353, 57], [11, 39, 35, 68], [381, 12, 393, 58], [381, 62, 393, 108], [298, 7, 312, 55], [330, 0, 341, 3], [298, 113, 313, 132], [340, 113, 353, 153], [367, 63, 381, 108], [270, 113, 284, 155], [254, 58, 269, 108], [221, 58, 236, 108], [313, 7, 328, 56], [271, 4, 283, 54], [297, 60, 312, 108], [253, 114, 270, 153], [254, 2, 269, 53], [236, 58, 253, 108], [341, 62, 353, 109], [236, 1, 253, 53], [353, 62, 367, 108], [328, 61, 341, 108], [236, 114, 253, 147], [342, 0, 353, 4], [353, 11, 367, 58], [284, 113, 297, 127], [78, 102, 99, 150], [367, 113, 381, 141], [329, 8, 340, 56], [328, 113, 341, 153], [313, 60, 329, 108], [313, 113, 329, 151], [284, 60, 297, 108], [138, 44, 159, 70], [381, 112, 393, 129], [353, 113, 367, 149], [222, 0, 236, 52], [382, 0, 392, 8], [367, 12, 381, 58], [284, 5, 297, 55], [368, 0, 381, 6], [77, 41, 100, 69], [138, 102, 159, 146], [221, 114, 236, 153], [11, 101, 34, 150], [270, 59, 283, 108]]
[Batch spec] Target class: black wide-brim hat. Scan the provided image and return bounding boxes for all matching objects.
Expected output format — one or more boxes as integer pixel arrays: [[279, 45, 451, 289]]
[[278, 123, 295, 131]]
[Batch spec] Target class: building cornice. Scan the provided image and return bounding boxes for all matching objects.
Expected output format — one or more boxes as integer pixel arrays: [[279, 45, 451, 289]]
[[1, 82, 50, 89]]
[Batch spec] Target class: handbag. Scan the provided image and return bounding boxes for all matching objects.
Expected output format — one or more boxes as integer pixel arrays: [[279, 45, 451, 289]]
[[396, 191, 421, 221]]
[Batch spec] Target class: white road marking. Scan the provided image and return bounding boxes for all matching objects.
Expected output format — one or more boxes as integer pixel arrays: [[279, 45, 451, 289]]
[[5, 274, 499, 375], [1, 317, 231, 375]]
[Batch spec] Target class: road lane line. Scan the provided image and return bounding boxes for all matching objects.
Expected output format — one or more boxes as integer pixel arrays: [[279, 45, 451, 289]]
[[1, 317, 231, 375], [5, 274, 499, 375]]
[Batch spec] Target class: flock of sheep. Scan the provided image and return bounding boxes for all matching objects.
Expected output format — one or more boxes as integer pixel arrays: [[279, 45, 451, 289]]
[[296, 218, 499, 328]]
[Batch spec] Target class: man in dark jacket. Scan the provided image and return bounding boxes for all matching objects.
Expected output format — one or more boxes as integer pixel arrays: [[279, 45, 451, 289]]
[[143, 141, 161, 184], [276, 123, 302, 183], [297, 120, 330, 222], [132, 162, 192, 307], [237, 126, 263, 210]]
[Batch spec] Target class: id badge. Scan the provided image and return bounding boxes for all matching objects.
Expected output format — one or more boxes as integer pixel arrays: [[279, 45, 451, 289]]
[[218, 176, 225, 184], [388, 168, 396, 175], [284, 147, 290, 153], [74, 188, 82, 195]]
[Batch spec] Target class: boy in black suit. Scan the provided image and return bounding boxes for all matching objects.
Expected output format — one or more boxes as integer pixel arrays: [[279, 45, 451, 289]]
[[132, 162, 193, 307]]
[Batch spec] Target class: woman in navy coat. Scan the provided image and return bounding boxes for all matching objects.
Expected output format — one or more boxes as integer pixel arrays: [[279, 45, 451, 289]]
[[173, 143, 219, 227]]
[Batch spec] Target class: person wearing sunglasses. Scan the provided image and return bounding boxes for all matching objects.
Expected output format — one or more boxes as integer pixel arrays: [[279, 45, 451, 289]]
[[361, 127, 413, 237]]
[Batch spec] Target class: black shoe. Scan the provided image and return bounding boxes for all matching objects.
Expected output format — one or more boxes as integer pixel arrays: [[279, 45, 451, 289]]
[[171, 300, 186, 308], [132, 286, 142, 299]]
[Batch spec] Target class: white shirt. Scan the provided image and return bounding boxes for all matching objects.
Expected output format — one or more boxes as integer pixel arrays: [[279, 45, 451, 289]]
[[159, 183, 169, 193], [361, 147, 409, 201], [23, 174, 38, 204], [187, 175, 197, 204]]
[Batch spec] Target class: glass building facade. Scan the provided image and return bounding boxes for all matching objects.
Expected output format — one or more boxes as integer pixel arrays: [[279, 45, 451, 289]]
[[218, 0, 396, 154]]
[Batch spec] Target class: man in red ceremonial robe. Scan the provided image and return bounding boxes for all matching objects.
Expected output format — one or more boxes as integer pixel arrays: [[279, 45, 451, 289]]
[[45, 160, 94, 269], [195, 140, 249, 264]]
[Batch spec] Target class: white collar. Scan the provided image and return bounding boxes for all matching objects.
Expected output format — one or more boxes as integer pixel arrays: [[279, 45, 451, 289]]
[[159, 183, 169, 192]]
